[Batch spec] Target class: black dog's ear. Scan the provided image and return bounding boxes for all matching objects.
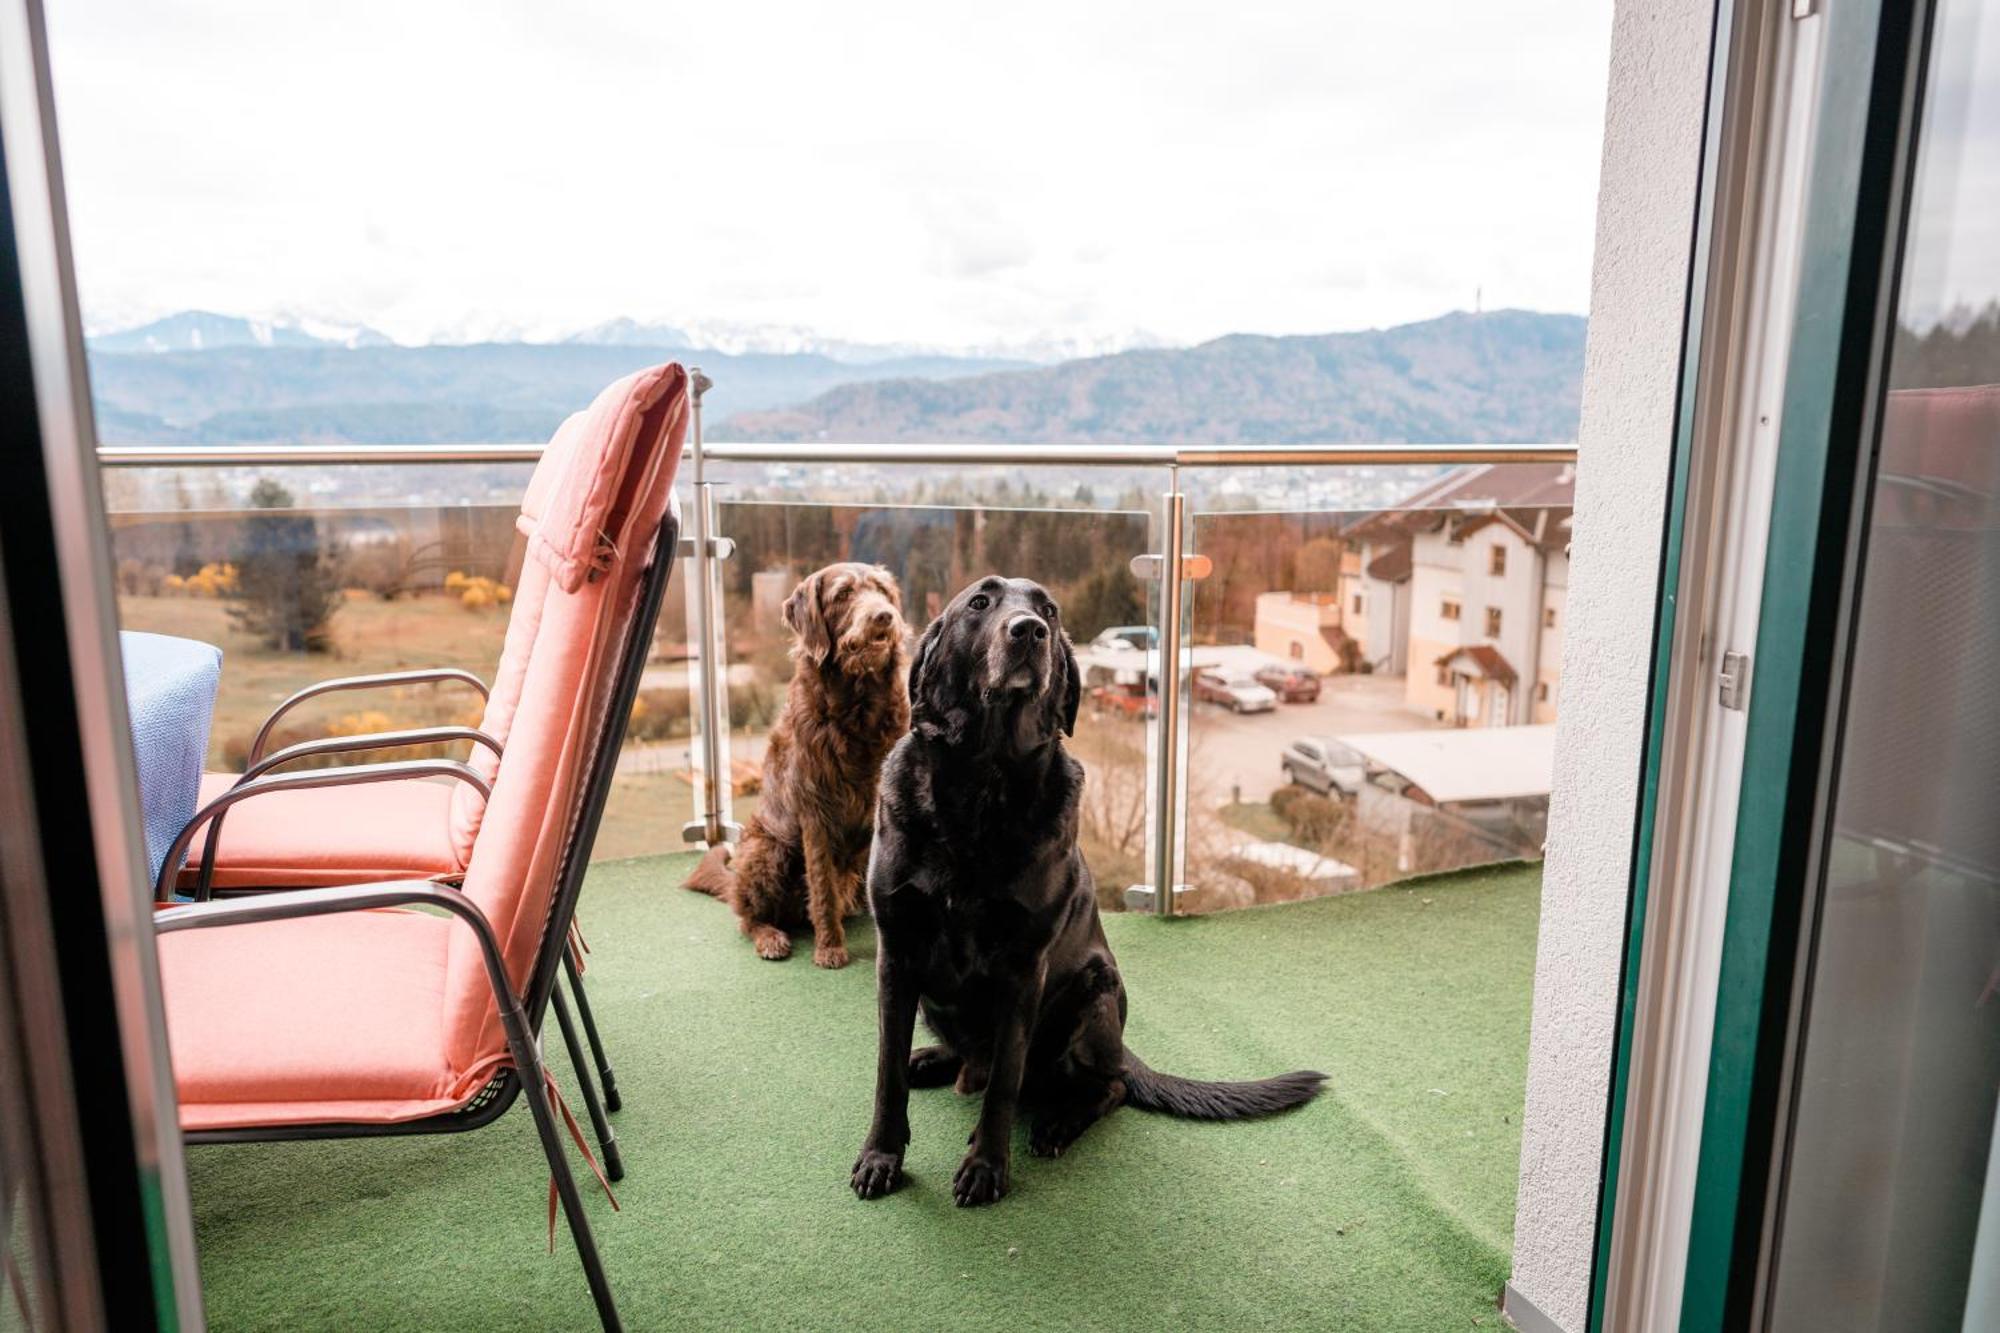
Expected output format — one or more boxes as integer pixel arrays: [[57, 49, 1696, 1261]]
[[1058, 631, 1081, 737], [1034, 630, 1081, 742], [907, 615, 964, 743], [783, 570, 830, 664]]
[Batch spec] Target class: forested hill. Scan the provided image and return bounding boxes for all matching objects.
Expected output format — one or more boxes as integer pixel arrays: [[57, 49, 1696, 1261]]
[[716, 310, 1587, 444]]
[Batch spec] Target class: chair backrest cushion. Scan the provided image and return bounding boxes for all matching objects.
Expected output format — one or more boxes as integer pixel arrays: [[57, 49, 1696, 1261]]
[[440, 364, 686, 1079], [448, 367, 685, 864]]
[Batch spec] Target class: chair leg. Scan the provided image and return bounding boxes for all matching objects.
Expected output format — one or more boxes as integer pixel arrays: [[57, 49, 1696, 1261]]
[[508, 1032, 621, 1331], [553, 984, 624, 1183], [564, 949, 621, 1113]]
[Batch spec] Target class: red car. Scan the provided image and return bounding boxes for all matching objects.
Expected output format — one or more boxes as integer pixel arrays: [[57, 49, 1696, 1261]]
[[1255, 665, 1322, 703], [1090, 681, 1157, 718]]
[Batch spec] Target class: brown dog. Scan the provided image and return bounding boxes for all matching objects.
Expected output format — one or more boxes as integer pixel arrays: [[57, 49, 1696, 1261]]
[[685, 562, 910, 967]]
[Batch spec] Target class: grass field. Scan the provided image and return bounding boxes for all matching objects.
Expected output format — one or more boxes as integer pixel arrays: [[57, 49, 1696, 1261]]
[[187, 853, 1541, 1331]]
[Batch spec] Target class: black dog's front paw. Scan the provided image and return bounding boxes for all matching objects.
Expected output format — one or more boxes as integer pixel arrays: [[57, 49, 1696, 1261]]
[[952, 1151, 1009, 1207], [851, 1147, 904, 1200]]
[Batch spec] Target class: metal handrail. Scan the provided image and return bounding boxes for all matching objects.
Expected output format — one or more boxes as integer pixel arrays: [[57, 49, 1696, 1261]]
[[700, 441, 1578, 467], [97, 443, 547, 466], [96, 440, 1577, 469]]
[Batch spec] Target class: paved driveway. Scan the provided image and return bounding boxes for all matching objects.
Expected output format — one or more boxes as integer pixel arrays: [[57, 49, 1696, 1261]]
[[1183, 673, 1442, 804]]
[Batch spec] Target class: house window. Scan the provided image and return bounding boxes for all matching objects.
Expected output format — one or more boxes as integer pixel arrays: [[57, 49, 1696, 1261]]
[[1436, 664, 1452, 686], [1537, 681, 1551, 702], [1485, 607, 1503, 638], [1441, 598, 1461, 621], [1543, 606, 1557, 628], [1490, 545, 1507, 576], [1289, 641, 1304, 660], [1352, 594, 1364, 616]]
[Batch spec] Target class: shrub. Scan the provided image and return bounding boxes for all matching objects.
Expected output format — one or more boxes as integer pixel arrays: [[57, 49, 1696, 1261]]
[[727, 679, 781, 730], [1275, 790, 1345, 847], [454, 574, 512, 611], [227, 479, 343, 653], [627, 688, 693, 742]]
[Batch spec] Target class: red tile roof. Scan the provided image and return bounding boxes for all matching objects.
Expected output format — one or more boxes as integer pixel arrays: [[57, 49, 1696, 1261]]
[[1435, 643, 1518, 688]]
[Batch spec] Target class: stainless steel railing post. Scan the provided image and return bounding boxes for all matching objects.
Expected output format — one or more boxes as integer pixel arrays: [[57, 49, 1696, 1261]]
[[1150, 480, 1188, 916], [679, 369, 739, 849]]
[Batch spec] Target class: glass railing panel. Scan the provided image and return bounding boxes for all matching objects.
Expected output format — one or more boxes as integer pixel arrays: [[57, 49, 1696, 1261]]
[[698, 457, 1170, 909], [1178, 462, 1570, 911], [99, 459, 687, 865]]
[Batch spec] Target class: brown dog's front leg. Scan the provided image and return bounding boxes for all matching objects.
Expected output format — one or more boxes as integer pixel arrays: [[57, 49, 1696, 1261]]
[[801, 820, 851, 968], [852, 957, 919, 1200], [955, 967, 1045, 1207]]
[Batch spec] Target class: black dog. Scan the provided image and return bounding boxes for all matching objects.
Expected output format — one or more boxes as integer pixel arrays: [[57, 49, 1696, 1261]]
[[851, 576, 1325, 1207]]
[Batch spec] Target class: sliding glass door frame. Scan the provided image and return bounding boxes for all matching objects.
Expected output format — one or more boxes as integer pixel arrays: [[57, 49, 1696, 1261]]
[[1680, 0, 1939, 1325], [0, 0, 204, 1323]]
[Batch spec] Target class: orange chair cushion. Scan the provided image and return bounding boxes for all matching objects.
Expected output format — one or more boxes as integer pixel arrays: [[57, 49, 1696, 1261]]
[[185, 772, 462, 890], [161, 910, 499, 1130]]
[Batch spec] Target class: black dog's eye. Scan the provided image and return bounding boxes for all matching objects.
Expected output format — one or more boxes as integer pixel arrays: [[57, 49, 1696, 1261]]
[[1041, 603, 1059, 620], [968, 594, 990, 611]]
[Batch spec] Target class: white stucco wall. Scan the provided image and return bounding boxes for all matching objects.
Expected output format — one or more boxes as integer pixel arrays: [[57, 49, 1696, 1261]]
[[1505, 2, 1713, 1330]]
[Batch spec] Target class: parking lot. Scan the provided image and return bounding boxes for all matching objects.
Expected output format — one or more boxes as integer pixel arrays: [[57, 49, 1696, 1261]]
[[672, 670, 1445, 812], [1182, 672, 1443, 804]]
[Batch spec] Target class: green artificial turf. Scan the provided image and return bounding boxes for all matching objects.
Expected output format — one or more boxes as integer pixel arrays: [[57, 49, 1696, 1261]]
[[188, 856, 1541, 1331]]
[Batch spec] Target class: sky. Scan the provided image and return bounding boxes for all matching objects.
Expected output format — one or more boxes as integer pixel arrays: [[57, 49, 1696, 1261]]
[[45, 0, 1615, 352]]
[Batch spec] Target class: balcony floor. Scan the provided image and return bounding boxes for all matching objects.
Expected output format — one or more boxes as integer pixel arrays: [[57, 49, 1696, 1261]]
[[187, 854, 1540, 1331]]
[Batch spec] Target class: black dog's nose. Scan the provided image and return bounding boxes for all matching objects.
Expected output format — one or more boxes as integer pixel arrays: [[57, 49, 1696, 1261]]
[[1007, 614, 1049, 643]]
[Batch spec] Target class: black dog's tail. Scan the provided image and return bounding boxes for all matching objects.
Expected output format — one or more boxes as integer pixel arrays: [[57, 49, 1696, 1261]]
[[682, 844, 735, 899], [1123, 1048, 1325, 1121]]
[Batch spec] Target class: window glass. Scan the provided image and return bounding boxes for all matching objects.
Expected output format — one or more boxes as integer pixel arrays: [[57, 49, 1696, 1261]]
[[1769, 2, 2000, 1325]]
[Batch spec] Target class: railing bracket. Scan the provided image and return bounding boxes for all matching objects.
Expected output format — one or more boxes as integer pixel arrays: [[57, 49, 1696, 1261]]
[[681, 818, 743, 846], [676, 536, 735, 560], [1122, 883, 1193, 913], [1129, 553, 1213, 581]]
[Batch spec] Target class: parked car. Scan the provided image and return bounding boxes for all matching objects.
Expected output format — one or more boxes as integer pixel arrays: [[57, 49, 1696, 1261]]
[[1193, 669, 1278, 714], [1281, 737, 1367, 796], [1091, 625, 1158, 652], [1089, 680, 1157, 718], [1255, 665, 1322, 703]]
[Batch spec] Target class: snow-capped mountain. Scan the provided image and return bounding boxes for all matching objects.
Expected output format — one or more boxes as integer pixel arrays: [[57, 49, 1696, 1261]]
[[556, 317, 1166, 365], [89, 310, 393, 353]]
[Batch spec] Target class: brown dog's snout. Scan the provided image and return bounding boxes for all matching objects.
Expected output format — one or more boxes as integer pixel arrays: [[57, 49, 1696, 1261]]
[[1006, 614, 1049, 645], [870, 608, 897, 636]]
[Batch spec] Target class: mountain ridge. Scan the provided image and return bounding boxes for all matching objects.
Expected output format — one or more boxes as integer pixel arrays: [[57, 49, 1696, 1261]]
[[84, 309, 1587, 446], [715, 310, 1586, 445], [85, 341, 1029, 444]]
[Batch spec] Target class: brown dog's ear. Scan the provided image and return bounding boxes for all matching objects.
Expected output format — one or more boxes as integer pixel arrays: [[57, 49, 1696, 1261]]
[[783, 571, 831, 663]]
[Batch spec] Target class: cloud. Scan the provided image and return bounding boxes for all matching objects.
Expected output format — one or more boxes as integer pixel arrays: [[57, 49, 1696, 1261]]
[[922, 195, 1035, 279], [46, 0, 1612, 349]]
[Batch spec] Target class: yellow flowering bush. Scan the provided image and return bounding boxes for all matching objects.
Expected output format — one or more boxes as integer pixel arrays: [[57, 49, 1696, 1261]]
[[165, 562, 239, 597]]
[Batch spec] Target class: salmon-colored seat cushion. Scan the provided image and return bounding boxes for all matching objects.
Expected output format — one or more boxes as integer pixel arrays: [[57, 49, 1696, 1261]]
[[161, 910, 486, 1130], [185, 772, 462, 889]]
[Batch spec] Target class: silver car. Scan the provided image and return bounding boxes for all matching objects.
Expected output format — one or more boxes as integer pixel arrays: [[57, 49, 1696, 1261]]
[[1280, 737, 1367, 796]]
